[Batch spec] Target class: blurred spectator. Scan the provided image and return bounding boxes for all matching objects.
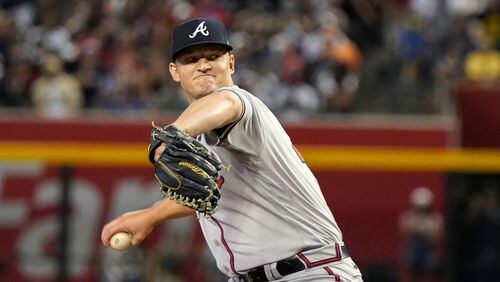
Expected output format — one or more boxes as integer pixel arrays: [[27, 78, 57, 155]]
[[319, 13, 362, 112], [339, 0, 384, 53], [399, 187, 443, 282], [483, 4, 500, 49], [278, 45, 322, 120], [463, 19, 500, 81], [191, 0, 230, 24], [464, 44, 500, 82], [0, 7, 33, 107], [31, 53, 82, 118], [464, 181, 500, 282]]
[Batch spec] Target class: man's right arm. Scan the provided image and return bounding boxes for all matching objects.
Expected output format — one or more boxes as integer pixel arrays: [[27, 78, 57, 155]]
[[101, 198, 194, 247], [150, 197, 196, 221]]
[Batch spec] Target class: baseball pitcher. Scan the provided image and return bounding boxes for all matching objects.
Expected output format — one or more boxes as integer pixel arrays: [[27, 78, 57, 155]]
[[101, 18, 363, 282]]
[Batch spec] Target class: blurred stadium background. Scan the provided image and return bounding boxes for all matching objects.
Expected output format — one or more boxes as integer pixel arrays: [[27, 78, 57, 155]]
[[0, 0, 499, 281]]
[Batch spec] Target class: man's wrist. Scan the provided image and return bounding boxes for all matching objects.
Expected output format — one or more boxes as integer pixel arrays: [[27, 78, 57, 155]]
[[150, 198, 194, 224]]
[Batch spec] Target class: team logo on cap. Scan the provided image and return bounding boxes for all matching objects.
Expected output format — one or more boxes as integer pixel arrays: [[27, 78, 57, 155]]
[[189, 21, 209, 38]]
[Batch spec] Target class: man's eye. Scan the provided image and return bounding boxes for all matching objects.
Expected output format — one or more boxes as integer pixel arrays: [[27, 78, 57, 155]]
[[187, 57, 198, 63], [208, 53, 221, 60], [181, 56, 198, 63]]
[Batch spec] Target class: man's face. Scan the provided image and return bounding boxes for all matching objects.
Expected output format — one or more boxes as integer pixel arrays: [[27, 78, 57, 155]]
[[169, 44, 235, 101]]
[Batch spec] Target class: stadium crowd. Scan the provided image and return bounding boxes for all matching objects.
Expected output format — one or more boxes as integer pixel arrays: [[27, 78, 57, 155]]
[[0, 0, 499, 120]]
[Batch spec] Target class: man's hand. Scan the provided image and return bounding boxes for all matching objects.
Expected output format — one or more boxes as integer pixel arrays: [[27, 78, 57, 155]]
[[101, 209, 155, 247], [101, 199, 194, 249]]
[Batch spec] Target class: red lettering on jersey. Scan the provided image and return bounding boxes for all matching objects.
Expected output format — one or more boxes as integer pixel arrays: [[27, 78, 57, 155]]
[[293, 145, 306, 163]]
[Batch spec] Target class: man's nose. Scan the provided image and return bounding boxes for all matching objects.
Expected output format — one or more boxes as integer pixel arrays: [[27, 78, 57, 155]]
[[197, 58, 211, 71]]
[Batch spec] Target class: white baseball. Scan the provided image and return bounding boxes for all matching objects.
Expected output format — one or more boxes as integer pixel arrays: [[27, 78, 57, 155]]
[[109, 232, 132, 251]]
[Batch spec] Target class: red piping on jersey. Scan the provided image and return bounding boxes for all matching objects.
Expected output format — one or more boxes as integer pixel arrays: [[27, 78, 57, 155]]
[[292, 144, 306, 163], [323, 266, 340, 281], [212, 217, 239, 275], [297, 243, 342, 267]]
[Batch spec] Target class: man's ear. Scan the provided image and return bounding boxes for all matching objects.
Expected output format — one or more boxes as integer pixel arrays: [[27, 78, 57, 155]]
[[229, 54, 235, 74], [169, 62, 180, 82]]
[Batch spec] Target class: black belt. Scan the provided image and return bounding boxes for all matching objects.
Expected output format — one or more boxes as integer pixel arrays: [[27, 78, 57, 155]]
[[240, 245, 350, 282]]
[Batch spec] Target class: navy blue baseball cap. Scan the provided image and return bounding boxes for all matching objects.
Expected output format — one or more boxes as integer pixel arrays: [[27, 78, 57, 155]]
[[170, 18, 233, 61]]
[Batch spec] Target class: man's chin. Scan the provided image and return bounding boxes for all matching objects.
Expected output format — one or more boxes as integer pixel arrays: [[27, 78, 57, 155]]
[[195, 86, 217, 97]]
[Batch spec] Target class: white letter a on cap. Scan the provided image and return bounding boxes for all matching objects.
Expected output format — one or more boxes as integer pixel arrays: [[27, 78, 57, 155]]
[[189, 21, 209, 38]]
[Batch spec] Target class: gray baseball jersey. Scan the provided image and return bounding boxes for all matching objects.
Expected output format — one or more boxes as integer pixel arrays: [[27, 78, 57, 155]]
[[198, 85, 344, 277]]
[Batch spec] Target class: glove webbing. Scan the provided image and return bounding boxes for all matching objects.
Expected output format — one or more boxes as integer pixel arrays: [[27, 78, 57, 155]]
[[160, 187, 217, 215]]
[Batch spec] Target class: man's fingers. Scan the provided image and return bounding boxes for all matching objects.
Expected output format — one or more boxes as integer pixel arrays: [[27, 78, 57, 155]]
[[154, 143, 167, 162], [131, 235, 142, 246], [101, 209, 152, 248], [101, 223, 112, 246], [101, 220, 121, 247]]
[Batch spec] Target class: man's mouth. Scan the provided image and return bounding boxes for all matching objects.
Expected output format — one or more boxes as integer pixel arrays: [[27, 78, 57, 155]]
[[195, 74, 215, 80]]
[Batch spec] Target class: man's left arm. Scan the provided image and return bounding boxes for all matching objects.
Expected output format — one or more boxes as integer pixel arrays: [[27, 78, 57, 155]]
[[173, 90, 243, 137]]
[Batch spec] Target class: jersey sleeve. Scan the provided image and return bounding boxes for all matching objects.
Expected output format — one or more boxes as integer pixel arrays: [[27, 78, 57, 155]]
[[212, 88, 264, 155]]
